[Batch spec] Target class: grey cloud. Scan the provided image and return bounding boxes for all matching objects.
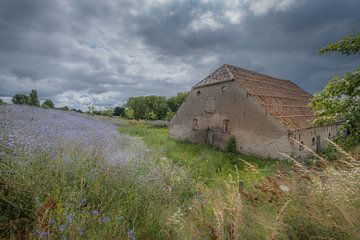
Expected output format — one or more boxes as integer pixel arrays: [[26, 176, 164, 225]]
[[0, 0, 359, 110]]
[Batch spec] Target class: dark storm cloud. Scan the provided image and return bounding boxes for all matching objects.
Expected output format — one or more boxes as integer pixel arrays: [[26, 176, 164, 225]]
[[0, 0, 359, 109]]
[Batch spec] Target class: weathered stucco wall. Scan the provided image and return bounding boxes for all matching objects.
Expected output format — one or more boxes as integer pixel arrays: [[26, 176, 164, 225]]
[[170, 80, 296, 159], [290, 125, 340, 159]]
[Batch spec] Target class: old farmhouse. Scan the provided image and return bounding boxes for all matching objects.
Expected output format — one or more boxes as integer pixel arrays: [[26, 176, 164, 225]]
[[169, 64, 339, 160]]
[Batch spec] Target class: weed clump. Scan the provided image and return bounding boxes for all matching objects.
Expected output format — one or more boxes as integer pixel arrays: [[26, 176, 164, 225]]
[[225, 136, 237, 154]]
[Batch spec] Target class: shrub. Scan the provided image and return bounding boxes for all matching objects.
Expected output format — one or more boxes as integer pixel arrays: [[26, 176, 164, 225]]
[[225, 136, 237, 153], [42, 99, 55, 109], [12, 94, 30, 105]]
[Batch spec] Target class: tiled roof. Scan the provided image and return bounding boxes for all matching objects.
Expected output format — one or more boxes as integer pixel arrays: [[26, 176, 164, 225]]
[[193, 64, 315, 131]]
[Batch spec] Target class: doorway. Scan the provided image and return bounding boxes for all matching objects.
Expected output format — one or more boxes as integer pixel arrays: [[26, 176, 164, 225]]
[[316, 135, 321, 153], [206, 128, 214, 145]]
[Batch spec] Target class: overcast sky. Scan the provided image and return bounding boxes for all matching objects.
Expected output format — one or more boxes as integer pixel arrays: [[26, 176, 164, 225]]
[[0, 0, 359, 109]]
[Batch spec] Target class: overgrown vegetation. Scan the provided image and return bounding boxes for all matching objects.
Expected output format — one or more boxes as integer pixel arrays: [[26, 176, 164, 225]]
[[311, 32, 360, 147], [1, 119, 359, 239], [119, 120, 279, 186]]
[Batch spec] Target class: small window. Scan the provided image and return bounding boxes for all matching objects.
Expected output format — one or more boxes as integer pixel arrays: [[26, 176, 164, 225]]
[[328, 132, 331, 138], [221, 86, 227, 92], [311, 137, 316, 146], [197, 90, 201, 96], [299, 141, 304, 150], [192, 118, 198, 130], [298, 134, 301, 140], [223, 119, 230, 133]]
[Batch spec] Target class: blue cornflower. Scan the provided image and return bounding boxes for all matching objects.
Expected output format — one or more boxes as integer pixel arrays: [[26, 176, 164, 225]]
[[101, 216, 110, 223], [66, 213, 73, 223], [34, 228, 49, 239], [79, 227, 85, 236], [128, 228, 136, 240], [90, 210, 99, 216], [59, 224, 66, 233], [49, 219, 55, 225]]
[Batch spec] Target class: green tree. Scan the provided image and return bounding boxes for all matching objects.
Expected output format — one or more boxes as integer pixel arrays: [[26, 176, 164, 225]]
[[311, 32, 360, 146], [145, 110, 157, 120], [12, 94, 30, 105], [0, 98, 4, 105], [125, 107, 134, 119], [126, 95, 168, 120], [113, 106, 125, 117], [42, 99, 55, 109], [29, 89, 40, 106], [165, 111, 175, 121], [167, 92, 187, 112]]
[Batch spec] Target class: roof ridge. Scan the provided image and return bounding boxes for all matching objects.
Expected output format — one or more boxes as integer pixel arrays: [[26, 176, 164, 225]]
[[224, 64, 290, 83], [223, 64, 234, 80]]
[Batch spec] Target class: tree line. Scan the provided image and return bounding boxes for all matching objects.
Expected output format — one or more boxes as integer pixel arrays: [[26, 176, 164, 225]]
[[5, 89, 187, 121], [88, 92, 188, 121], [9, 89, 82, 112]]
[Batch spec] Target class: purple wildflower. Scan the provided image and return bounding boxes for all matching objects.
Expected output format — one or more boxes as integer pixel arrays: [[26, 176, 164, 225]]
[[34, 228, 50, 239], [101, 216, 110, 223], [59, 224, 66, 233], [128, 228, 136, 240], [66, 213, 73, 223], [90, 210, 99, 216]]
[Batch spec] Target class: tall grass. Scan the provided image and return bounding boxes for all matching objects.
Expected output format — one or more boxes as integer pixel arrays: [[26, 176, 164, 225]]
[[1, 119, 359, 239], [0, 143, 195, 239]]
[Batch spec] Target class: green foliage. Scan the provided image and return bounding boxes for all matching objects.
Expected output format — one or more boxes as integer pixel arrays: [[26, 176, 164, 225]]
[[311, 32, 360, 146], [42, 99, 55, 109], [0, 98, 4, 105], [145, 110, 157, 120], [125, 107, 134, 119], [29, 89, 40, 106], [167, 92, 187, 112], [320, 32, 360, 55], [126, 95, 168, 120], [124, 92, 187, 121], [225, 136, 237, 154], [57, 106, 70, 111], [12, 94, 30, 105], [113, 106, 125, 117], [165, 111, 175, 121]]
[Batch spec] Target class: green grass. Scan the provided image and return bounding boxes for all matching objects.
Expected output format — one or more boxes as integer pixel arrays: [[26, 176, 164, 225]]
[[2, 119, 359, 239], [119, 120, 282, 187]]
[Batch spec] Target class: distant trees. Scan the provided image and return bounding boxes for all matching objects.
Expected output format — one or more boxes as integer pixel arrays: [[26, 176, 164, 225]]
[[167, 92, 187, 112], [124, 92, 187, 121], [12, 89, 56, 109], [311, 32, 360, 146], [12, 94, 30, 105], [42, 99, 55, 109], [113, 106, 125, 117], [29, 89, 40, 106]]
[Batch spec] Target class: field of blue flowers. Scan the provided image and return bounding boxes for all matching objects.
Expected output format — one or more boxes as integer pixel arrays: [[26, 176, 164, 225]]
[[0, 105, 145, 164]]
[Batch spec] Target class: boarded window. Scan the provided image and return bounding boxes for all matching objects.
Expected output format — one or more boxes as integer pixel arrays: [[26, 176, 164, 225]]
[[223, 119, 230, 133], [192, 118, 198, 130], [205, 97, 216, 113]]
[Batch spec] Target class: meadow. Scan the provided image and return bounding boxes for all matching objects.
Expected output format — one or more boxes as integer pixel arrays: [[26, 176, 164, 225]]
[[1, 106, 359, 239]]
